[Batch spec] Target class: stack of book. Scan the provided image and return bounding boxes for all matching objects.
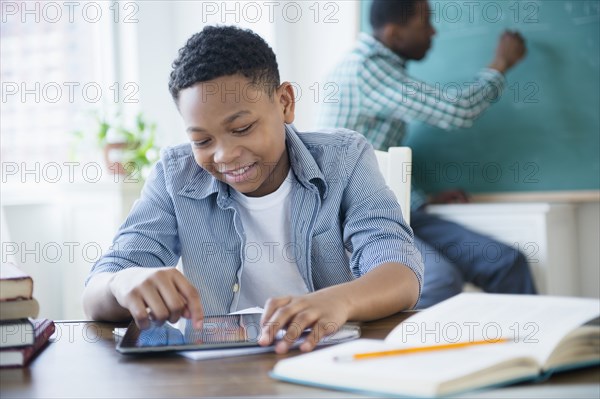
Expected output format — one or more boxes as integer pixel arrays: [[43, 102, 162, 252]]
[[1, 262, 55, 368]]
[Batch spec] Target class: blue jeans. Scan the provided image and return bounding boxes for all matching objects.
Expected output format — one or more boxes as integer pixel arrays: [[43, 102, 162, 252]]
[[412, 209, 537, 308]]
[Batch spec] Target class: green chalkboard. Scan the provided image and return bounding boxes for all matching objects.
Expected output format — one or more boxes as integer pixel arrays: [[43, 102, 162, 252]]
[[361, 0, 599, 193]]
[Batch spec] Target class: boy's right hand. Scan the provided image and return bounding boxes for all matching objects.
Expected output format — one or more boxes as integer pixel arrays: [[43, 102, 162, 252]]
[[108, 267, 203, 330]]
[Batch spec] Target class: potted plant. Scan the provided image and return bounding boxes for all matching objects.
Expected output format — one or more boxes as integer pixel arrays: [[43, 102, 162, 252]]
[[72, 111, 160, 180]]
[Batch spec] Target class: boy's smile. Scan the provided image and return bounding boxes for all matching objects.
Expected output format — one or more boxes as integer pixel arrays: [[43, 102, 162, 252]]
[[219, 162, 257, 183], [178, 74, 296, 197]]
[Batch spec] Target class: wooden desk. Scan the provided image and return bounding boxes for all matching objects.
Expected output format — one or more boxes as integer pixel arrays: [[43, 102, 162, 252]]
[[1, 313, 598, 398]]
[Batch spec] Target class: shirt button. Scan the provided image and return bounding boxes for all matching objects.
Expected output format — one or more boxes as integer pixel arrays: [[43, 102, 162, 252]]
[[233, 283, 239, 293]]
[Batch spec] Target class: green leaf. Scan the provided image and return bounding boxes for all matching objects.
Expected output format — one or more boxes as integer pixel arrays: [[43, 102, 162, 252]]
[[136, 113, 145, 132]]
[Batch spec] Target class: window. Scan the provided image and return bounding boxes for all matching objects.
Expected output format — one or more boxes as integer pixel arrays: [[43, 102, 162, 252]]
[[1, 2, 114, 172]]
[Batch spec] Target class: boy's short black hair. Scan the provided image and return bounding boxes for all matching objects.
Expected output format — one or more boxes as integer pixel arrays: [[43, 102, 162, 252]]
[[168, 25, 280, 103], [370, 0, 421, 30]]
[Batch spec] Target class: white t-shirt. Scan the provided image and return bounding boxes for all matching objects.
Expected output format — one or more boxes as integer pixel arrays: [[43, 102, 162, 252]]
[[230, 170, 309, 311]]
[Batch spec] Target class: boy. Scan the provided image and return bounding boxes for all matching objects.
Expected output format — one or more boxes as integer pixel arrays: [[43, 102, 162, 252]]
[[82, 26, 423, 354]]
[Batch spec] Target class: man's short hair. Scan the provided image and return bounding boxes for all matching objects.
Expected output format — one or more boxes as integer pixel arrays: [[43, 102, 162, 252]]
[[370, 0, 421, 30], [168, 25, 280, 103]]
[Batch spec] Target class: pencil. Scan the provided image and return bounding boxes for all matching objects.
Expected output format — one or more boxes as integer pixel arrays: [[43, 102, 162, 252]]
[[334, 338, 510, 362]]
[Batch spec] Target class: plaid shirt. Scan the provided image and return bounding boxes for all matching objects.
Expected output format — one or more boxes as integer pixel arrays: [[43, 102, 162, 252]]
[[318, 33, 506, 209]]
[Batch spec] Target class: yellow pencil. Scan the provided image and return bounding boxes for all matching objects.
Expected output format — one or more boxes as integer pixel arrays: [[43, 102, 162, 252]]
[[334, 338, 510, 362]]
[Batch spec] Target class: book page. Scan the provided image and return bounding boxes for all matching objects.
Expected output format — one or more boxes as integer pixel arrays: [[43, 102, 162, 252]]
[[272, 339, 540, 397], [385, 293, 600, 364], [228, 306, 264, 315]]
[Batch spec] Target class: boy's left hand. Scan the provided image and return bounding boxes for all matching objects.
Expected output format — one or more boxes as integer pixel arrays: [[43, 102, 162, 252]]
[[258, 290, 351, 354]]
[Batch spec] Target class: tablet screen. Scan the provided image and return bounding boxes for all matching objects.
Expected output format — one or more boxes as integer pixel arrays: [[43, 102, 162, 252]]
[[117, 314, 266, 353], [116, 314, 361, 354]]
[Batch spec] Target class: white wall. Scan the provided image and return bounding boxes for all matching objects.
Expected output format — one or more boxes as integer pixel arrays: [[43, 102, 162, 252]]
[[2, 203, 65, 319], [125, 0, 360, 146], [271, 1, 359, 131]]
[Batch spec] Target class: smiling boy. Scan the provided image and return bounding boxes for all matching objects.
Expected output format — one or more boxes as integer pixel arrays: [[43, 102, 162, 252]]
[[82, 26, 423, 353]]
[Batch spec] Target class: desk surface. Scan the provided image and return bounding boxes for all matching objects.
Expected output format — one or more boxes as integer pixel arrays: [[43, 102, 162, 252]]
[[1, 312, 599, 398]]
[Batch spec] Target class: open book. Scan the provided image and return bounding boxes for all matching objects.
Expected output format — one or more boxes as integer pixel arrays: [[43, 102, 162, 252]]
[[270, 293, 600, 397]]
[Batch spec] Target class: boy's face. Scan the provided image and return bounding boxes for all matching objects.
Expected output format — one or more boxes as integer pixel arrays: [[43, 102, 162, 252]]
[[178, 75, 295, 197]]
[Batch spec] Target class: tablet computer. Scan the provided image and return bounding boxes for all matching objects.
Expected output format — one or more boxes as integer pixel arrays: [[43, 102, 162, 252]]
[[116, 313, 361, 354]]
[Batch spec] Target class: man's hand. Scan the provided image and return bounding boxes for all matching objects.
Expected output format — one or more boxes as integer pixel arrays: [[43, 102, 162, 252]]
[[258, 290, 351, 354], [489, 30, 526, 73], [108, 267, 204, 330], [429, 189, 470, 204]]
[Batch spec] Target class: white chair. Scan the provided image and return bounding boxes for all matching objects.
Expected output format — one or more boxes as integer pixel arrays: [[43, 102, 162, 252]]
[[374, 147, 412, 224]]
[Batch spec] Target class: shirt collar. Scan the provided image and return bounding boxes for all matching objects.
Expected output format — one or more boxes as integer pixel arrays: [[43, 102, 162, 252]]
[[178, 163, 225, 203], [284, 124, 327, 199], [356, 32, 408, 69], [178, 124, 327, 203]]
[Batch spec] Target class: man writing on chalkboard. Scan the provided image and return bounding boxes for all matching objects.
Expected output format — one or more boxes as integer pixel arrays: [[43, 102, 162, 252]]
[[319, 0, 537, 307]]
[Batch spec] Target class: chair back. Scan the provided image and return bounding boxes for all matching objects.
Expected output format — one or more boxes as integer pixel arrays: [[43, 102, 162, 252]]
[[373, 147, 412, 224]]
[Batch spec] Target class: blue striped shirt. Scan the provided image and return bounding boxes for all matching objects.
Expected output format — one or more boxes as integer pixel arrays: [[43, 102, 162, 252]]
[[87, 125, 424, 316], [318, 33, 506, 209]]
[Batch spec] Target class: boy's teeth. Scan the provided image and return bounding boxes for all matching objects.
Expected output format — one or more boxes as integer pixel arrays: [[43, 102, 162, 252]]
[[231, 165, 251, 175]]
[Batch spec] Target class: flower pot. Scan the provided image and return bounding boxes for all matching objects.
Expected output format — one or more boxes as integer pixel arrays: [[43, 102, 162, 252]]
[[103, 142, 129, 175]]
